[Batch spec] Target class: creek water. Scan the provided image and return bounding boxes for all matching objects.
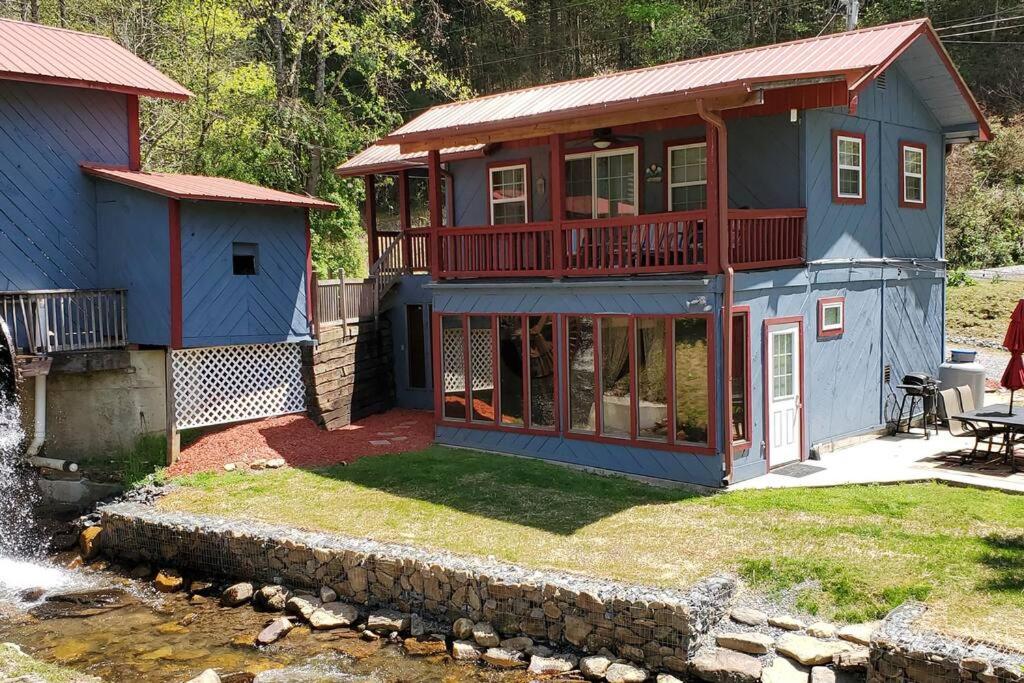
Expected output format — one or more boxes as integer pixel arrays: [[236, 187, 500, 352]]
[[0, 557, 532, 682]]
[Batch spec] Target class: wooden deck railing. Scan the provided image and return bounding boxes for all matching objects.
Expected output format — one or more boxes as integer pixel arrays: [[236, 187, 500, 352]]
[[560, 210, 708, 276], [727, 208, 806, 270], [314, 275, 377, 329], [0, 289, 127, 355], [368, 208, 805, 281]]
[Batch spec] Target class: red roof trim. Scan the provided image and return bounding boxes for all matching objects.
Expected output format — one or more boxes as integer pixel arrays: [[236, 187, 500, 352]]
[[0, 70, 191, 100], [81, 163, 336, 210]]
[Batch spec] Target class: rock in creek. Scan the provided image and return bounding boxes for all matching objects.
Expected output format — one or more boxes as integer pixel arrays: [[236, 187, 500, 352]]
[[309, 601, 359, 630], [527, 653, 578, 675], [285, 594, 322, 621], [366, 610, 410, 634], [154, 569, 185, 593], [604, 662, 650, 683], [221, 582, 254, 607], [452, 617, 475, 640], [319, 586, 338, 603], [79, 526, 102, 560], [256, 617, 294, 645], [451, 640, 483, 661], [28, 588, 138, 620], [403, 635, 448, 656], [472, 621, 500, 647], [499, 636, 533, 651], [481, 647, 526, 668], [254, 585, 290, 612], [581, 654, 613, 680]]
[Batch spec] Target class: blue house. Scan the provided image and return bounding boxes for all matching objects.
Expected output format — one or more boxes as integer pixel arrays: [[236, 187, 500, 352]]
[[339, 19, 989, 487], [0, 19, 333, 463]]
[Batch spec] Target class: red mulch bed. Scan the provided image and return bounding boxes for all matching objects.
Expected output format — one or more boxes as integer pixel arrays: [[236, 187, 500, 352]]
[[167, 408, 434, 476]]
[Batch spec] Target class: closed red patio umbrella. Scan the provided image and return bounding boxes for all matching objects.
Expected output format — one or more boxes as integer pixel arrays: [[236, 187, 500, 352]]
[[1001, 299, 1024, 415]]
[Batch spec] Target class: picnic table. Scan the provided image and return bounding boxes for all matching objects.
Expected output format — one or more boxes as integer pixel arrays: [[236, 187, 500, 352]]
[[951, 403, 1024, 472]]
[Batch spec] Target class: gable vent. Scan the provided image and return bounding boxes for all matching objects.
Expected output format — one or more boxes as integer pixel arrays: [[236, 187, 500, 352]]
[[876, 72, 887, 90]]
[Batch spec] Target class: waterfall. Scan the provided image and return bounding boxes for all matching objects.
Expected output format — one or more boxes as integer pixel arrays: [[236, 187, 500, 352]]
[[0, 319, 41, 558]]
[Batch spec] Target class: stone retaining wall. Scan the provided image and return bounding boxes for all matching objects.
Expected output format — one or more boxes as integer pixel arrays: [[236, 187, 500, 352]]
[[98, 503, 734, 673], [870, 604, 1024, 683]]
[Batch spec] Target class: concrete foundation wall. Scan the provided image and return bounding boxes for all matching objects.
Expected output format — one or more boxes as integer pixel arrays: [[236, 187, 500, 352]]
[[18, 349, 166, 460]]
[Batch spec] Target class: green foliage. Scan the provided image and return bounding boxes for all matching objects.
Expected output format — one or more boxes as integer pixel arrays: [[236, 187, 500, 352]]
[[946, 268, 976, 288]]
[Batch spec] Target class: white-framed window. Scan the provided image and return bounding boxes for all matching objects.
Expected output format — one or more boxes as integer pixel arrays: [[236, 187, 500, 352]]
[[835, 133, 864, 201], [667, 142, 707, 211], [901, 143, 925, 206], [818, 297, 845, 337], [489, 163, 528, 224], [564, 147, 638, 219]]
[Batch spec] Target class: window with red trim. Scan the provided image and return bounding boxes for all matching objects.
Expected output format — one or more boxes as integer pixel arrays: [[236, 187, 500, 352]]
[[832, 130, 866, 204], [817, 297, 845, 337], [899, 142, 926, 208]]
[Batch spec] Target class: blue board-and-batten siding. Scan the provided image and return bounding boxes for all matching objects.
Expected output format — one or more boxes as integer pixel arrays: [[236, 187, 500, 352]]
[[0, 81, 128, 291], [95, 182, 172, 346], [180, 202, 311, 348]]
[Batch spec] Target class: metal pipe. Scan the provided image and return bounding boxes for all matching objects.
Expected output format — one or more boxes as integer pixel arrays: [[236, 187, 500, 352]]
[[697, 99, 735, 485], [24, 374, 46, 458]]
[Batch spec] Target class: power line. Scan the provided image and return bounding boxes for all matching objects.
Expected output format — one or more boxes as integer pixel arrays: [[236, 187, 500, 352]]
[[944, 39, 1024, 45], [936, 13, 1024, 31], [940, 22, 1024, 38], [933, 4, 1024, 29]]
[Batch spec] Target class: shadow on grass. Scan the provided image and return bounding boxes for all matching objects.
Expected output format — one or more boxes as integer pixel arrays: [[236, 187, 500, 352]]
[[979, 534, 1024, 593], [261, 445, 701, 535]]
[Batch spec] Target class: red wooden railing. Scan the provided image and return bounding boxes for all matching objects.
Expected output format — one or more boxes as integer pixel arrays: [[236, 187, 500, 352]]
[[727, 208, 806, 270], [560, 210, 708, 275], [435, 222, 556, 278], [380, 208, 805, 280]]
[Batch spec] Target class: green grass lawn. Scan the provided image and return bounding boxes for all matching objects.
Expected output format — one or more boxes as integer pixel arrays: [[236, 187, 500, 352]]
[[947, 278, 1022, 343], [162, 446, 1024, 648]]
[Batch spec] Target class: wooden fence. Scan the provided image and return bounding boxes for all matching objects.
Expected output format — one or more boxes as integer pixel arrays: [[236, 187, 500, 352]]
[[0, 289, 127, 355], [314, 274, 377, 331]]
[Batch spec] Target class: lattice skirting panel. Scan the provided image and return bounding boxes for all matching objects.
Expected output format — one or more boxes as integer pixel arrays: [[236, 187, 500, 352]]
[[443, 327, 493, 393], [171, 343, 306, 430]]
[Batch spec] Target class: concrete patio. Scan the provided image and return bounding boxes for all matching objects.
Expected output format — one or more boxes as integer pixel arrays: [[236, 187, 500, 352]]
[[733, 429, 1024, 494]]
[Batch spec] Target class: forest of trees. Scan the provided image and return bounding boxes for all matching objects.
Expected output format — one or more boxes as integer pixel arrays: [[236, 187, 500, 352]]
[[2, 0, 1022, 275]]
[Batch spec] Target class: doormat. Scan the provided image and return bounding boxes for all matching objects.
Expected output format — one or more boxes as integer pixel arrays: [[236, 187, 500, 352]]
[[773, 462, 825, 478]]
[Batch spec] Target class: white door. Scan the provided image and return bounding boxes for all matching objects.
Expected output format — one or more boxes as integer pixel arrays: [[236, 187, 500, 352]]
[[767, 322, 802, 466]]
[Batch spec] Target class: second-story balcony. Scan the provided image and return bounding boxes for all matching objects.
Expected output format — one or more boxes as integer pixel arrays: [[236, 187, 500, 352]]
[[404, 207, 805, 280]]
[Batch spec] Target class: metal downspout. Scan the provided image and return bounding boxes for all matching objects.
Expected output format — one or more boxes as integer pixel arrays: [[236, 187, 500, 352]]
[[698, 100, 734, 486]]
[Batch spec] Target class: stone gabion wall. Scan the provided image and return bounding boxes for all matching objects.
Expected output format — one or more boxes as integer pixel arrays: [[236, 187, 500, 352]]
[[99, 503, 735, 673], [869, 604, 1024, 683]]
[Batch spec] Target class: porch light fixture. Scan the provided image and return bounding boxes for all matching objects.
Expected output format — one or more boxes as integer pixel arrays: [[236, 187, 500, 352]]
[[593, 138, 612, 149]]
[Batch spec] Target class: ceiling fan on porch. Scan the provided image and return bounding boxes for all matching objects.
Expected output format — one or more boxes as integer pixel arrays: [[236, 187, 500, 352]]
[[567, 127, 643, 150]]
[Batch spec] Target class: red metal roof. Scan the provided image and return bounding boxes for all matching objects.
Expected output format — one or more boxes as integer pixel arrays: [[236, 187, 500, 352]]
[[336, 143, 486, 176], [0, 19, 190, 100], [81, 164, 336, 210], [383, 19, 989, 147]]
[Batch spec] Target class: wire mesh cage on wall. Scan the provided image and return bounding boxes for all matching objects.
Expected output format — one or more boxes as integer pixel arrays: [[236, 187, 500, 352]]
[[170, 342, 306, 430]]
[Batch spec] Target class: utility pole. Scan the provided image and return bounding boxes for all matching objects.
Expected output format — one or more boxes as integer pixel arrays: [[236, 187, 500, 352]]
[[842, 0, 860, 30]]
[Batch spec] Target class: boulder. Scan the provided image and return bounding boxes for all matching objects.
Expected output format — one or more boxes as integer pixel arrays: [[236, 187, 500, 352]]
[[481, 647, 526, 668], [581, 654, 613, 680], [266, 457, 286, 468], [836, 623, 877, 647], [769, 615, 805, 631], [256, 617, 294, 645], [452, 617, 475, 640], [499, 636, 533, 651], [186, 670, 222, 683], [777, 635, 852, 666], [285, 595, 322, 621], [221, 583, 254, 607], [961, 658, 990, 674], [403, 636, 448, 656], [188, 580, 216, 596], [528, 654, 578, 675], [730, 607, 768, 626], [154, 569, 185, 593], [79, 526, 102, 560], [690, 648, 762, 683], [605, 662, 650, 683], [366, 611, 410, 634], [833, 648, 869, 671], [129, 563, 152, 580], [472, 622, 500, 647], [657, 676, 685, 683], [254, 585, 290, 612], [716, 631, 774, 655], [762, 657, 810, 683], [319, 586, 338, 603], [564, 614, 594, 646], [806, 622, 837, 639], [451, 640, 482, 661], [811, 666, 836, 683], [309, 602, 359, 630]]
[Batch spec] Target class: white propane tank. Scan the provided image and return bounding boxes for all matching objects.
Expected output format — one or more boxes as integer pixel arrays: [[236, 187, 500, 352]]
[[938, 349, 987, 408]]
